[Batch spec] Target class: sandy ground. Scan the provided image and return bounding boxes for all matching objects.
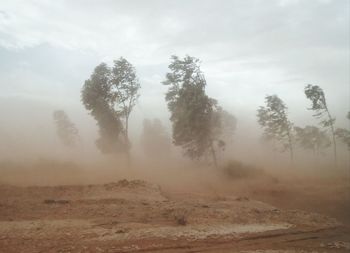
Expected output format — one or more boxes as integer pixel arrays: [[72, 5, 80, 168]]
[[0, 171, 349, 253]]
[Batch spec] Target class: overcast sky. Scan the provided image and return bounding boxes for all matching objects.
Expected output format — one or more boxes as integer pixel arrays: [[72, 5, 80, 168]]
[[0, 0, 349, 139]]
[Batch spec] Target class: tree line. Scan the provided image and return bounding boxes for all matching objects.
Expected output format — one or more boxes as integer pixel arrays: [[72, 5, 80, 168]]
[[53, 55, 349, 169], [257, 85, 349, 167]]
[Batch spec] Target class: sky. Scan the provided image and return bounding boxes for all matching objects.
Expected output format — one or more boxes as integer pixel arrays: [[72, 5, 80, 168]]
[[0, 0, 349, 156]]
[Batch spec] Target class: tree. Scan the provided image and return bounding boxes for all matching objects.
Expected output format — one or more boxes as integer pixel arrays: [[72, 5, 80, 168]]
[[110, 58, 140, 166], [257, 95, 294, 163], [335, 128, 350, 150], [53, 110, 79, 147], [211, 107, 237, 152], [81, 58, 140, 167], [304, 84, 337, 166], [141, 118, 171, 158], [335, 112, 350, 150], [294, 125, 331, 157], [162, 55, 234, 168]]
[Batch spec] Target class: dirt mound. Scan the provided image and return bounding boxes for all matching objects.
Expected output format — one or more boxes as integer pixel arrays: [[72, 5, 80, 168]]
[[0, 179, 165, 203]]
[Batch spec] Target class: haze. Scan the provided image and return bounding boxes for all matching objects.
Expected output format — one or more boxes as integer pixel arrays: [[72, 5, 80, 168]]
[[1, 1, 350, 252], [0, 0, 349, 158]]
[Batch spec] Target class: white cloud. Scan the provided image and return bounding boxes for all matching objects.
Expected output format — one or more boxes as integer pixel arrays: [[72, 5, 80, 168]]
[[0, 0, 348, 128]]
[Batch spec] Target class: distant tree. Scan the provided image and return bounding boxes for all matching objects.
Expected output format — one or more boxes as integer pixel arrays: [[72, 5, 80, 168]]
[[304, 84, 337, 166], [335, 112, 350, 150], [162, 55, 234, 168], [141, 118, 171, 158], [53, 110, 79, 147], [335, 129, 350, 150], [211, 107, 237, 152], [81, 58, 140, 167], [257, 95, 294, 163], [294, 125, 331, 157]]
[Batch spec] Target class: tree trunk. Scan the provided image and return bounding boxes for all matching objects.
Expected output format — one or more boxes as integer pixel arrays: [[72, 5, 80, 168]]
[[125, 115, 131, 169], [313, 145, 319, 169], [287, 131, 294, 166], [330, 124, 337, 168], [326, 109, 337, 168], [210, 142, 218, 169]]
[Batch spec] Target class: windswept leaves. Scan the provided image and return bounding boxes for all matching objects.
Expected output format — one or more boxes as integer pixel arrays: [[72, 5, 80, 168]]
[[304, 84, 337, 165], [163, 55, 236, 162], [304, 84, 335, 126], [257, 95, 294, 157], [81, 58, 140, 154]]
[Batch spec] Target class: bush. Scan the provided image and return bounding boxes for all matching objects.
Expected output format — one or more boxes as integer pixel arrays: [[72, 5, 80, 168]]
[[221, 160, 263, 179]]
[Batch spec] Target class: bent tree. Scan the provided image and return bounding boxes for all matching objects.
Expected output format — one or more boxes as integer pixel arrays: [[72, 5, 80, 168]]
[[81, 58, 140, 167], [257, 95, 294, 164], [162, 55, 235, 168], [304, 84, 337, 166]]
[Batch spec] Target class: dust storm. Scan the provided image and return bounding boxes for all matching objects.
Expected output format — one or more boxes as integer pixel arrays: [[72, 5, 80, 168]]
[[0, 0, 349, 252]]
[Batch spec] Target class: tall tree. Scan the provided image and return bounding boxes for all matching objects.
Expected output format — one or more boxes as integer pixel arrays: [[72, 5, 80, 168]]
[[53, 110, 79, 147], [294, 125, 331, 157], [162, 55, 234, 168], [81, 63, 124, 153], [111, 57, 141, 166], [257, 95, 294, 163], [81, 58, 140, 167], [304, 84, 337, 166]]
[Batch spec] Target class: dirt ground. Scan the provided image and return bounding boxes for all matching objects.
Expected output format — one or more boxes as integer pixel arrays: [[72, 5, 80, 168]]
[[0, 165, 349, 252]]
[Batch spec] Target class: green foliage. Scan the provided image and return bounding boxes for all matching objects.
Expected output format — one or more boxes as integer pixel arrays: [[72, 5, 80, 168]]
[[162, 55, 235, 163], [304, 84, 337, 165], [81, 58, 140, 154], [111, 58, 140, 122], [294, 125, 330, 153], [163, 55, 214, 159], [304, 84, 335, 128], [53, 110, 79, 147], [257, 95, 294, 153]]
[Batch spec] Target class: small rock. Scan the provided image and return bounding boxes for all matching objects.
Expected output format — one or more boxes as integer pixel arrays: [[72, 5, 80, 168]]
[[115, 229, 126, 234]]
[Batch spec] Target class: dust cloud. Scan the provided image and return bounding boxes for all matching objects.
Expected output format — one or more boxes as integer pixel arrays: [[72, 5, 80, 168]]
[[1, 1, 349, 251], [0, 96, 349, 225]]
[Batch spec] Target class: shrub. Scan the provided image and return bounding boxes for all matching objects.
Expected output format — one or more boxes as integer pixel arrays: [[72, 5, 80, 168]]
[[221, 160, 263, 179]]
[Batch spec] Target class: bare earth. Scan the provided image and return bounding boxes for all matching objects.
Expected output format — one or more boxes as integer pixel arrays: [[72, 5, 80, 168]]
[[0, 177, 349, 253]]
